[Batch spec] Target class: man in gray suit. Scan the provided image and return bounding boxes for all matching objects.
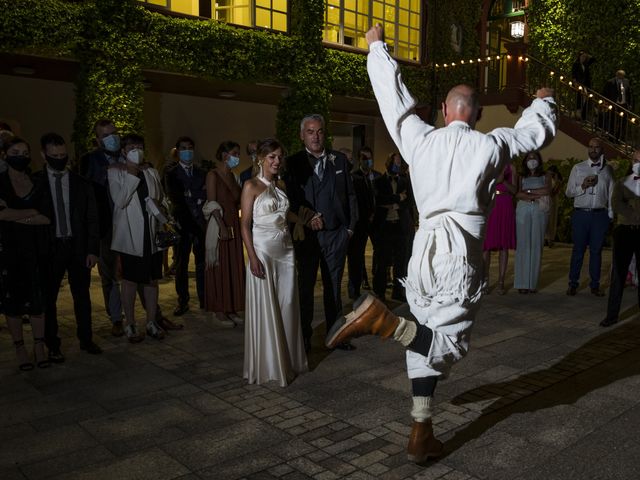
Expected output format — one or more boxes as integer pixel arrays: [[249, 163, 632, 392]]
[[284, 114, 358, 352]]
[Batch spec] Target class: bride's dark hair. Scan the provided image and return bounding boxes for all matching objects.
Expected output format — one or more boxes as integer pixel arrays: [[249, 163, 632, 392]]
[[256, 138, 284, 162]]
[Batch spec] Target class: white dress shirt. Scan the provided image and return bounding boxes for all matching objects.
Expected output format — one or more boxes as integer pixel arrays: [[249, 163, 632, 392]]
[[565, 157, 614, 217], [46, 166, 72, 237]]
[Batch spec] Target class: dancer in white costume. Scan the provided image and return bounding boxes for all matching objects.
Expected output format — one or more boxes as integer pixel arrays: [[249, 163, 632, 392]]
[[327, 25, 557, 463]]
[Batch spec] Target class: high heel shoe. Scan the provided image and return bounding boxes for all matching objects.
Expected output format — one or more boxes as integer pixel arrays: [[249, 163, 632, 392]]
[[14, 340, 34, 371], [33, 337, 51, 369]]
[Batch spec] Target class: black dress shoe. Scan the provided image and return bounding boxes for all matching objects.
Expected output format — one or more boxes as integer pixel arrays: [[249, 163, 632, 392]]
[[48, 348, 66, 363], [334, 342, 356, 351], [599, 317, 618, 327], [591, 288, 605, 297], [173, 304, 189, 316], [566, 287, 577, 296], [80, 341, 103, 355]]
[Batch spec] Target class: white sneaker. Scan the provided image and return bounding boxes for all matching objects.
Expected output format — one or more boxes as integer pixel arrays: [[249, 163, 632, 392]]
[[146, 321, 166, 339], [125, 324, 144, 343]]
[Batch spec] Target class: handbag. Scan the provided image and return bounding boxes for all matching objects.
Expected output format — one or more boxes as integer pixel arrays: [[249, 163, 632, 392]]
[[155, 222, 180, 249]]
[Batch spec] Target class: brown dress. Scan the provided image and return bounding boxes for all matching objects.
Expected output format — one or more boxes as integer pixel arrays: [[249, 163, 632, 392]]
[[204, 171, 245, 313]]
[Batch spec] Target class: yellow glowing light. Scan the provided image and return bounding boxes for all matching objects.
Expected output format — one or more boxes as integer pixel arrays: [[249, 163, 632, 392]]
[[486, 56, 491, 61], [589, 94, 594, 98], [460, 60, 465, 64], [619, 112, 625, 117], [469, 59, 474, 63], [518, 56, 523, 61], [608, 105, 613, 110], [524, 57, 529, 62], [598, 99, 603, 104], [444, 63, 448, 67], [632, 118, 637, 124], [507, 55, 512, 60], [550, 71, 555, 76], [477, 58, 482, 62], [559, 76, 564, 81], [496, 55, 500, 60]]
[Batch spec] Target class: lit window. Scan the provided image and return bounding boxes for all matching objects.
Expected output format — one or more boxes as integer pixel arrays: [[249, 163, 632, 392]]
[[323, 0, 421, 62], [138, 1, 288, 32]]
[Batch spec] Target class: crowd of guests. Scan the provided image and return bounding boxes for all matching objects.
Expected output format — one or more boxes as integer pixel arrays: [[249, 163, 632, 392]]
[[1, 115, 639, 385]]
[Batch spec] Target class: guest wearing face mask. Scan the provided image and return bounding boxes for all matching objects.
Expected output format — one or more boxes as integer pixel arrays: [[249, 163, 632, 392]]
[[32, 133, 102, 362], [79, 119, 124, 337], [371, 152, 411, 301], [600, 150, 640, 327], [0, 137, 52, 370], [513, 151, 552, 293], [348, 147, 380, 299], [203, 141, 245, 326], [164, 136, 207, 316], [108, 134, 168, 343]]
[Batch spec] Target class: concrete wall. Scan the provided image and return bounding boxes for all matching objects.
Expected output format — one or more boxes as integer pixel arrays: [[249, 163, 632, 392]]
[[0, 74, 76, 170]]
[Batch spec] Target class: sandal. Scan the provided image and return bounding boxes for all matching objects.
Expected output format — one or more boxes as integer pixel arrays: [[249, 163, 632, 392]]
[[33, 337, 51, 369], [14, 340, 34, 371]]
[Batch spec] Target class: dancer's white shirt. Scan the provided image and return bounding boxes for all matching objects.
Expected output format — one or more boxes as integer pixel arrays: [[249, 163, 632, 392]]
[[368, 41, 557, 377]]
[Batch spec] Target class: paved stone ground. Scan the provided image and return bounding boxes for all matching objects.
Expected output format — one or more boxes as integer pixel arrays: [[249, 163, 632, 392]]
[[1, 244, 640, 480]]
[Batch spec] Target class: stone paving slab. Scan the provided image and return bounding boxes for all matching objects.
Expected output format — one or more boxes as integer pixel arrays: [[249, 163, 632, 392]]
[[2, 245, 640, 479]]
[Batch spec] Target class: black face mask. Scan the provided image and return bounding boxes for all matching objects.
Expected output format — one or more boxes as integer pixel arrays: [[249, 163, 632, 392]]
[[46, 155, 69, 172], [6, 155, 30, 172]]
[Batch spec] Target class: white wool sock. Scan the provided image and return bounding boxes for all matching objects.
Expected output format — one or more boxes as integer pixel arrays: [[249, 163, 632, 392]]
[[393, 316, 417, 346], [411, 396, 433, 422]]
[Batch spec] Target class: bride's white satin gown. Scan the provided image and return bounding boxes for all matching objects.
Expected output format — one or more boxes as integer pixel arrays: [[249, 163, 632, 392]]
[[243, 179, 308, 386]]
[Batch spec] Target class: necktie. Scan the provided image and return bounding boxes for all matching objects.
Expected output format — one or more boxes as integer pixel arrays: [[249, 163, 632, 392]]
[[591, 163, 600, 168], [634, 176, 640, 180], [186, 167, 192, 177], [315, 157, 324, 180], [54, 172, 68, 237]]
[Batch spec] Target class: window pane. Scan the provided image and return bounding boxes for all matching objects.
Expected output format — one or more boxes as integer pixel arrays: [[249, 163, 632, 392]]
[[327, 6, 340, 24], [273, 12, 287, 31], [255, 8, 271, 28], [273, 0, 287, 12], [344, 11, 356, 30], [345, 0, 356, 11], [372, 2, 383, 19], [410, 12, 419, 28], [399, 8, 409, 26], [384, 5, 395, 22], [256, 0, 269, 8], [398, 26, 409, 43]]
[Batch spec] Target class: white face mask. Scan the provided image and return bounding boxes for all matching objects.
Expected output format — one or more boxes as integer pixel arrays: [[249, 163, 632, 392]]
[[126, 148, 143, 165], [632, 162, 640, 176], [527, 159, 539, 170]]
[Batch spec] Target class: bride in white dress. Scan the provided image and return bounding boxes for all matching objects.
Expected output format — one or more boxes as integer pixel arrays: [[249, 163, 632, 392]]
[[240, 138, 308, 386]]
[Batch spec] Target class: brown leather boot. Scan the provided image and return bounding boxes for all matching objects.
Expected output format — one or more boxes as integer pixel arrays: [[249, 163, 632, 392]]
[[407, 419, 443, 463], [325, 294, 400, 349]]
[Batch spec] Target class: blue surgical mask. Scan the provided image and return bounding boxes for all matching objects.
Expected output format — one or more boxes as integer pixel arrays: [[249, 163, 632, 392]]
[[226, 155, 240, 169], [102, 134, 120, 153], [364, 158, 373, 169], [389, 163, 400, 174], [179, 150, 194, 163]]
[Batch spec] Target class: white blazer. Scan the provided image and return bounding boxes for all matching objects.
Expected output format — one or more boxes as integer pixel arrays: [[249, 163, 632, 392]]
[[109, 166, 165, 257]]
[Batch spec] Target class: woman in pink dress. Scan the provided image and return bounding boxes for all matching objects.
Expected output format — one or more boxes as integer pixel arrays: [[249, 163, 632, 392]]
[[483, 163, 517, 294]]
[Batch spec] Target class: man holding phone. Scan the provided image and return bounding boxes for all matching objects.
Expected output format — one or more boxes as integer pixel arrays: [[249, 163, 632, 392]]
[[565, 138, 615, 296]]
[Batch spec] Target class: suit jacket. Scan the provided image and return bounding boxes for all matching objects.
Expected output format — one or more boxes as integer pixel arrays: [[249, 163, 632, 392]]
[[80, 148, 118, 238], [33, 169, 100, 259], [284, 149, 358, 237], [372, 172, 412, 234], [351, 168, 380, 226], [571, 57, 596, 87], [164, 162, 207, 233], [603, 77, 632, 108], [239, 165, 253, 187]]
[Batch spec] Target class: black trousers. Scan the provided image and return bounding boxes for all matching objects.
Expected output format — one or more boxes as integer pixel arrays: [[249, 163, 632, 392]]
[[373, 221, 407, 299], [45, 239, 93, 350], [347, 221, 370, 298], [295, 228, 349, 342], [175, 228, 205, 307], [606, 225, 640, 321]]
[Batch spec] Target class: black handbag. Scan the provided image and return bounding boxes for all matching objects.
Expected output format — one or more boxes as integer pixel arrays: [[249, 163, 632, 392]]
[[155, 223, 180, 249]]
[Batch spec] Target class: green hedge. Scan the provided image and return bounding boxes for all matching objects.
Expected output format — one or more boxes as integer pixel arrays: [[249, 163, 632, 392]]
[[1, 0, 485, 154]]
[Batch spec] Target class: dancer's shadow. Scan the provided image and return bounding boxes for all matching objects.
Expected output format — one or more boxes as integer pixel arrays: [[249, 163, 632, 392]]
[[440, 316, 640, 458]]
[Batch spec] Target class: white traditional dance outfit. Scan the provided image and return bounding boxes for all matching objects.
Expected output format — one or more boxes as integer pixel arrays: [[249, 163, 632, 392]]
[[367, 40, 557, 379]]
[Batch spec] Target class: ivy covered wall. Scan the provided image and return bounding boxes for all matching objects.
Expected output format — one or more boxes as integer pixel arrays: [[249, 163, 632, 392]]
[[527, 0, 640, 97], [0, 0, 485, 154]]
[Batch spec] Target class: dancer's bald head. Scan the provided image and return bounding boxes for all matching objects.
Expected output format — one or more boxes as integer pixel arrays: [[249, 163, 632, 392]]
[[442, 85, 481, 128]]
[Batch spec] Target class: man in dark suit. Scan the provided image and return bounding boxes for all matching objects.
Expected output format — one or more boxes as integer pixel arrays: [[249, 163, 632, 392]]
[[36, 133, 102, 362], [571, 50, 595, 120], [347, 146, 380, 299], [371, 152, 412, 302], [79, 119, 124, 336], [603, 70, 632, 141], [164, 136, 207, 315], [284, 114, 358, 352]]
